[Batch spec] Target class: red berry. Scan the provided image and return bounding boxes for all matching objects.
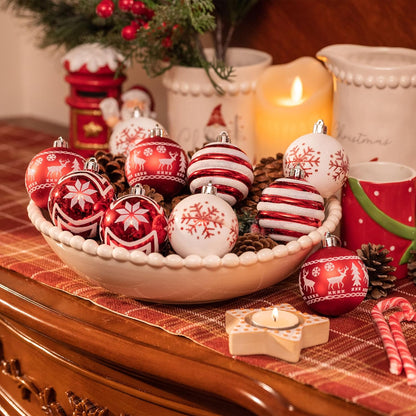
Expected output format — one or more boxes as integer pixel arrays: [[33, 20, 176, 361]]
[[118, 0, 134, 11], [162, 36, 172, 49], [96, 0, 114, 18], [131, 1, 146, 15], [121, 25, 137, 40]]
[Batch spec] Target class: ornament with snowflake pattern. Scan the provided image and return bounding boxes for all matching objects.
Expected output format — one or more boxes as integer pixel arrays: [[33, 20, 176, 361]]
[[48, 158, 115, 238], [283, 119, 349, 198], [167, 183, 238, 257], [100, 184, 168, 253]]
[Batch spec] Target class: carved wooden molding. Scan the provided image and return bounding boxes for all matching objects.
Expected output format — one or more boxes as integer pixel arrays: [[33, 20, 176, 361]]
[[67, 391, 109, 416]]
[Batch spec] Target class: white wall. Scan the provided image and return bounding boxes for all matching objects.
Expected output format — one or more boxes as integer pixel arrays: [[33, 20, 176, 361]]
[[0, 8, 167, 127]]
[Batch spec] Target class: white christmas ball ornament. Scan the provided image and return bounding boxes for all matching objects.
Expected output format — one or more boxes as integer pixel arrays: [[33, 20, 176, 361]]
[[283, 120, 349, 198], [167, 183, 239, 258]]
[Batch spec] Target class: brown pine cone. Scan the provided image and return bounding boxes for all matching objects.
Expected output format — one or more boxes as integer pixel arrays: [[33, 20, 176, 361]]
[[408, 250, 416, 284], [357, 243, 397, 300], [94, 150, 129, 195], [232, 232, 277, 256]]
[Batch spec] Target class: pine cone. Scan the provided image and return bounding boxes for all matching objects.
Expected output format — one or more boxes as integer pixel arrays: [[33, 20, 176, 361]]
[[407, 250, 416, 284], [232, 232, 277, 256], [94, 150, 129, 195], [357, 243, 397, 300]]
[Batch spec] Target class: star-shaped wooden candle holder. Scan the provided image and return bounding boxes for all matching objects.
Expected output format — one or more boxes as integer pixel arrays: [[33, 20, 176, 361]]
[[226, 304, 330, 363]]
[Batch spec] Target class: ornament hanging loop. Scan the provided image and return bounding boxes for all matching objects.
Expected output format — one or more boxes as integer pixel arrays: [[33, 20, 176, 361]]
[[322, 232, 342, 248], [217, 131, 231, 143], [53, 136, 68, 148], [150, 124, 165, 138], [289, 164, 305, 179], [313, 119, 328, 134], [202, 181, 218, 195], [130, 184, 146, 196], [132, 107, 142, 119], [85, 157, 100, 172]]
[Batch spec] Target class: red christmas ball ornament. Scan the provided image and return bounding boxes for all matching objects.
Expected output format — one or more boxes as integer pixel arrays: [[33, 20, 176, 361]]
[[121, 25, 137, 40], [131, 1, 146, 15], [25, 137, 85, 209], [299, 233, 369, 316], [96, 0, 114, 18], [257, 165, 325, 242], [187, 131, 254, 206], [118, 0, 133, 11], [100, 184, 168, 253], [48, 158, 115, 239], [126, 126, 188, 198]]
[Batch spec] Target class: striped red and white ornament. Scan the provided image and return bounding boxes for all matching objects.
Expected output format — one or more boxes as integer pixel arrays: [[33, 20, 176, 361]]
[[257, 165, 325, 242], [187, 131, 254, 206]]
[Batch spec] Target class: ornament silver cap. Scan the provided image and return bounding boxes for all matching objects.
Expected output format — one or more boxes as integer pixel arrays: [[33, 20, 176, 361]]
[[84, 157, 99, 172], [201, 181, 217, 195], [289, 164, 305, 179], [132, 107, 142, 118], [217, 131, 231, 143], [150, 124, 165, 138], [313, 119, 328, 134], [322, 232, 341, 248], [53, 136, 68, 148], [130, 184, 146, 196]]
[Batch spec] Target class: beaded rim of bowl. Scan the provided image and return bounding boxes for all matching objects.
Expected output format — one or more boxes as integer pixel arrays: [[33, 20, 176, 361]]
[[27, 197, 342, 270]]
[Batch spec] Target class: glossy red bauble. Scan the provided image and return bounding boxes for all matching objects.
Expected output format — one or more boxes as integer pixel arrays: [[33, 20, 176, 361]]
[[126, 129, 188, 199], [100, 187, 168, 253], [48, 160, 115, 239], [118, 0, 133, 11], [299, 244, 368, 316], [25, 137, 85, 209], [121, 25, 137, 41], [96, 0, 114, 18]]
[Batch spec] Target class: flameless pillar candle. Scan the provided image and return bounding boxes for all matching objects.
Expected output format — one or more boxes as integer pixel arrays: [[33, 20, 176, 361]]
[[254, 56, 333, 160]]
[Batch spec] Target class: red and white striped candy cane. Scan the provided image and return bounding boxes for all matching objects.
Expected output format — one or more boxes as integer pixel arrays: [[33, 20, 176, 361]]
[[371, 297, 414, 375], [389, 310, 416, 386]]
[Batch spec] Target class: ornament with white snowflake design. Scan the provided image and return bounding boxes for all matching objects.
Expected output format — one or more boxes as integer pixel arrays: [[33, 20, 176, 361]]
[[25, 136, 85, 209], [126, 126, 188, 198], [48, 158, 115, 238], [107, 107, 166, 157], [283, 119, 349, 198], [167, 183, 238, 257], [299, 233, 368, 316], [100, 184, 168, 253]]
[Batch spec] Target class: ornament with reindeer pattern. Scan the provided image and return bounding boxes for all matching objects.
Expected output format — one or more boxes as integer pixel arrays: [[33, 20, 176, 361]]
[[100, 185, 168, 253], [299, 234, 368, 316], [25, 137, 85, 208], [108, 108, 166, 157], [187, 131, 254, 206], [126, 127, 188, 198], [283, 119, 349, 198], [48, 158, 115, 238]]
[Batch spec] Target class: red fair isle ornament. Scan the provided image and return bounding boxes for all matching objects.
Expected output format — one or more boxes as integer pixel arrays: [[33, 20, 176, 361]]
[[187, 131, 254, 206], [100, 184, 168, 253], [108, 108, 165, 157], [48, 158, 115, 239], [299, 233, 369, 316], [283, 119, 349, 198], [257, 165, 325, 242], [126, 126, 188, 198], [167, 183, 239, 257], [25, 137, 85, 209]]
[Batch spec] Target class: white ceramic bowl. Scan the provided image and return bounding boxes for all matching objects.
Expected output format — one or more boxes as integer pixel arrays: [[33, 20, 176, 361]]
[[27, 198, 342, 304]]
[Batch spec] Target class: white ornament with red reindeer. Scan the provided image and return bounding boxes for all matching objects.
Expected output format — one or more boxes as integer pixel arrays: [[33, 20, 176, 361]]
[[125, 126, 188, 199], [25, 137, 85, 209], [283, 119, 349, 198], [48, 158, 115, 239], [167, 183, 239, 257], [257, 165, 325, 242], [299, 233, 369, 316], [187, 131, 254, 206], [100, 184, 168, 253]]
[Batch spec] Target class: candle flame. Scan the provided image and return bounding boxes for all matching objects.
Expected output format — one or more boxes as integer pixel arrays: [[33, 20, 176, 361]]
[[272, 308, 279, 322], [290, 76, 303, 104]]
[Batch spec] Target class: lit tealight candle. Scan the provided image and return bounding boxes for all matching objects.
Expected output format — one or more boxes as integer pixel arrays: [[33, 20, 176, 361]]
[[254, 56, 333, 160], [250, 307, 300, 330]]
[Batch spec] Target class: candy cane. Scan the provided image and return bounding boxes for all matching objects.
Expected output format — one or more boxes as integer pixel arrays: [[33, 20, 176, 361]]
[[371, 297, 414, 375], [389, 310, 416, 386]]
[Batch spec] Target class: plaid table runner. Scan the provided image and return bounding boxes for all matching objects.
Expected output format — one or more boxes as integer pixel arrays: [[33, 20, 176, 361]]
[[1, 121, 416, 416]]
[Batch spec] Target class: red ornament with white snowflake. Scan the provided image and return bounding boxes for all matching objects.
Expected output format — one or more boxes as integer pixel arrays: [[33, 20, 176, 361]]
[[299, 233, 368, 316], [257, 165, 325, 242], [187, 131, 254, 206], [126, 126, 188, 198], [100, 184, 167, 253], [108, 108, 165, 157], [283, 119, 349, 198], [167, 183, 239, 257], [25, 137, 85, 209], [48, 158, 115, 239]]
